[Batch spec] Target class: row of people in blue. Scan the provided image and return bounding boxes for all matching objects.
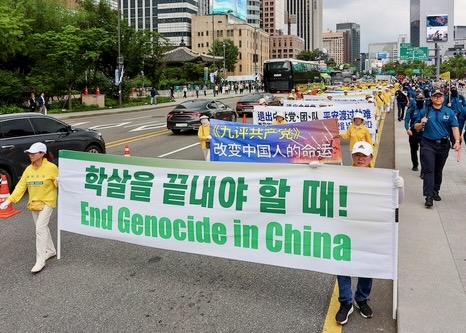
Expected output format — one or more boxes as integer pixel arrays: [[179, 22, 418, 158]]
[[403, 83, 464, 207]]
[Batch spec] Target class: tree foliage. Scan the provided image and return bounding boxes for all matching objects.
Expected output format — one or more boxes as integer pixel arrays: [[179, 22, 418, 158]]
[[0, 0, 169, 108]]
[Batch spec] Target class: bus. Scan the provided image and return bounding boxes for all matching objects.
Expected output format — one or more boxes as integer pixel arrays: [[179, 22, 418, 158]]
[[263, 58, 323, 93]]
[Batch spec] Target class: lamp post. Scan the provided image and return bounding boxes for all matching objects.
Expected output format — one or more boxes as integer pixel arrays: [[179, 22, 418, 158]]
[[117, 1, 123, 106], [254, 27, 258, 80], [223, 42, 227, 78]]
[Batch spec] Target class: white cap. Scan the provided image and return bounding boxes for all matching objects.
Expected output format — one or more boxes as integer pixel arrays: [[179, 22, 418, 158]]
[[353, 112, 365, 121], [258, 98, 267, 105], [275, 111, 286, 119], [24, 142, 47, 154], [351, 141, 373, 156], [199, 115, 209, 120]]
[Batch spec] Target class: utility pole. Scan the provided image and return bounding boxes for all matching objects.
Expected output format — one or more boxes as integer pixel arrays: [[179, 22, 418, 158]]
[[117, 1, 123, 106]]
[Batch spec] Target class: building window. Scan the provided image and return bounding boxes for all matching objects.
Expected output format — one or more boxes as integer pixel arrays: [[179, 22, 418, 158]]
[[239, 29, 242, 37], [239, 64, 242, 72], [239, 40, 242, 47]]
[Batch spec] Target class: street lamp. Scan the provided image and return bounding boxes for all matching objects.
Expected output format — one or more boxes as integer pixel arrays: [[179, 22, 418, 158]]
[[117, 1, 123, 106], [223, 42, 227, 78]]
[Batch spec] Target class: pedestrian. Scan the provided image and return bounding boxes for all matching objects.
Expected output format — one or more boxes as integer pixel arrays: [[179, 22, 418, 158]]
[[404, 94, 425, 174], [203, 84, 208, 96], [170, 86, 175, 100], [395, 86, 409, 121], [413, 89, 461, 207], [327, 141, 404, 325], [150, 87, 157, 105], [183, 85, 188, 98], [444, 85, 466, 144], [214, 84, 219, 97], [272, 111, 287, 125], [38, 92, 47, 114], [0, 142, 58, 273], [340, 112, 373, 152], [195, 85, 200, 98], [374, 88, 385, 120], [197, 115, 211, 161], [288, 88, 297, 100], [29, 93, 36, 112], [258, 98, 267, 106]]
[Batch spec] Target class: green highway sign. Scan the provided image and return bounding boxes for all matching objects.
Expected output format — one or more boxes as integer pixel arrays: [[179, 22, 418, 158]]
[[412, 69, 421, 74], [400, 43, 412, 48], [400, 47, 429, 60]]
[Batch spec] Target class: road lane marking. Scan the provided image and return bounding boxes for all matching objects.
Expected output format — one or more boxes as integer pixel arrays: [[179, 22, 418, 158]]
[[105, 130, 171, 148], [157, 142, 200, 157]]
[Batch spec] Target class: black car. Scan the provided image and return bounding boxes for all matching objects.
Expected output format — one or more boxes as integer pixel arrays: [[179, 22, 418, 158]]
[[235, 93, 281, 116], [167, 99, 238, 134], [0, 113, 106, 190]]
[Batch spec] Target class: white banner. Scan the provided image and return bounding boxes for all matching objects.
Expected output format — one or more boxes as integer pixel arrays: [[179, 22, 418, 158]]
[[253, 104, 377, 134], [58, 151, 398, 279]]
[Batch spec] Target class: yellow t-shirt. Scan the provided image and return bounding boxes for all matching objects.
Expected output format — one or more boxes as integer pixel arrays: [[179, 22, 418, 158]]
[[8, 158, 59, 208]]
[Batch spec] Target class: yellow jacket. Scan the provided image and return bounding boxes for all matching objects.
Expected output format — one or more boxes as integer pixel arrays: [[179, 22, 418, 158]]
[[375, 93, 385, 108], [8, 158, 58, 209], [197, 123, 211, 149], [340, 124, 373, 151]]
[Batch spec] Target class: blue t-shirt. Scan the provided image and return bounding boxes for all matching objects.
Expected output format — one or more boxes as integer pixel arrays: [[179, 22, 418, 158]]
[[417, 105, 459, 140], [405, 103, 425, 130]]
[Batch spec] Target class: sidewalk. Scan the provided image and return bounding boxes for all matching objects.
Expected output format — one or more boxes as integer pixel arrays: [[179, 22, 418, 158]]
[[395, 111, 466, 332], [53, 90, 235, 120]]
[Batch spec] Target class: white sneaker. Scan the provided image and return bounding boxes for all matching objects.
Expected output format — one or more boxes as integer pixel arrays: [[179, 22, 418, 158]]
[[31, 263, 45, 273], [46, 251, 56, 260]]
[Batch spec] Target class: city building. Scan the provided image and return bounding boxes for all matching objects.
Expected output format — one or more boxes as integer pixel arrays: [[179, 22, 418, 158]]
[[191, 14, 270, 77], [121, 0, 199, 47], [322, 31, 348, 66], [336, 22, 360, 67], [262, 0, 304, 59], [410, 0, 455, 54], [367, 42, 398, 73], [286, 0, 322, 51]]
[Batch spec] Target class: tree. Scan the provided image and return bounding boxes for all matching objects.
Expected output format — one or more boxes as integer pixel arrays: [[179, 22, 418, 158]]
[[297, 49, 322, 61], [209, 39, 239, 72]]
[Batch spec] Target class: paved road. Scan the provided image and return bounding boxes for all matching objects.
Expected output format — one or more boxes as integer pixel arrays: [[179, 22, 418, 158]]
[[0, 96, 402, 333]]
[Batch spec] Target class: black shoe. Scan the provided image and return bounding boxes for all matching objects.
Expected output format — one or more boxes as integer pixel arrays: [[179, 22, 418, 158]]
[[433, 191, 441, 201], [420, 172, 424, 179], [355, 299, 373, 318], [335, 302, 354, 325], [412, 166, 418, 171], [425, 196, 433, 207]]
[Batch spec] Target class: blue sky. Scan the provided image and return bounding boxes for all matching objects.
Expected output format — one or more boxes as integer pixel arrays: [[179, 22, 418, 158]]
[[323, 0, 466, 52]]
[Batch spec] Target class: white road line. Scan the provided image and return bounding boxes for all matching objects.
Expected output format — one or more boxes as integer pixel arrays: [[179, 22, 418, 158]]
[[157, 142, 200, 157]]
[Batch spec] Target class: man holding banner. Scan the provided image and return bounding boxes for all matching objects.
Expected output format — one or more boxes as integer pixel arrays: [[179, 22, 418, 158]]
[[316, 141, 405, 325]]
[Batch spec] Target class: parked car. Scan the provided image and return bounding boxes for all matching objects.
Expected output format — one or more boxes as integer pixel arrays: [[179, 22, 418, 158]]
[[235, 93, 281, 117], [0, 113, 106, 190], [166, 99, 238, 134]]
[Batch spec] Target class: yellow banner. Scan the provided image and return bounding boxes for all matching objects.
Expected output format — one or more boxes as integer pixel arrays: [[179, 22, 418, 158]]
[[439, 71, 450, 81]]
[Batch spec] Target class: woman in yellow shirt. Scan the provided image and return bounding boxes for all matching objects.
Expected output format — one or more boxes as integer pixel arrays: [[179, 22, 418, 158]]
[[0, 142, 58, 273], [340, 112, 373, 151], [197, 115, 211, 161]]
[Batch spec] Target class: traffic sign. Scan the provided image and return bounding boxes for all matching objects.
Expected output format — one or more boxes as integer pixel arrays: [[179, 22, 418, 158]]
[[400, 47, 429, 60], [400, 43, 412, 48]]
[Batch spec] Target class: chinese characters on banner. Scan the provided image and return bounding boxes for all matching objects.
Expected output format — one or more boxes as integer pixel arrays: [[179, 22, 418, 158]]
[[209, 119, 342, 164]]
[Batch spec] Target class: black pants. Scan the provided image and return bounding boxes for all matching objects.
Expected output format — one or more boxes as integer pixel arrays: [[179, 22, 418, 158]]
[[420, 138, 450, 197], [397, 102, 407, 120], [409, 131, 422, 168]]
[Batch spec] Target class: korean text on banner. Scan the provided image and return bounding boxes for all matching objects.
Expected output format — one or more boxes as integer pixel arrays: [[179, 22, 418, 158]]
[[58, 151, 399, 280]]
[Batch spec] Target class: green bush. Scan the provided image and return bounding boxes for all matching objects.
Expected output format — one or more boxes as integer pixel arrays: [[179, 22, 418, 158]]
[[0, 105, 26, 114]]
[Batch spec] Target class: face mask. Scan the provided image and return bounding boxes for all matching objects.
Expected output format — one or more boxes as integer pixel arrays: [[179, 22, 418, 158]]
[[200, 119, 209, 125], [416, 101, 424, 108]]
